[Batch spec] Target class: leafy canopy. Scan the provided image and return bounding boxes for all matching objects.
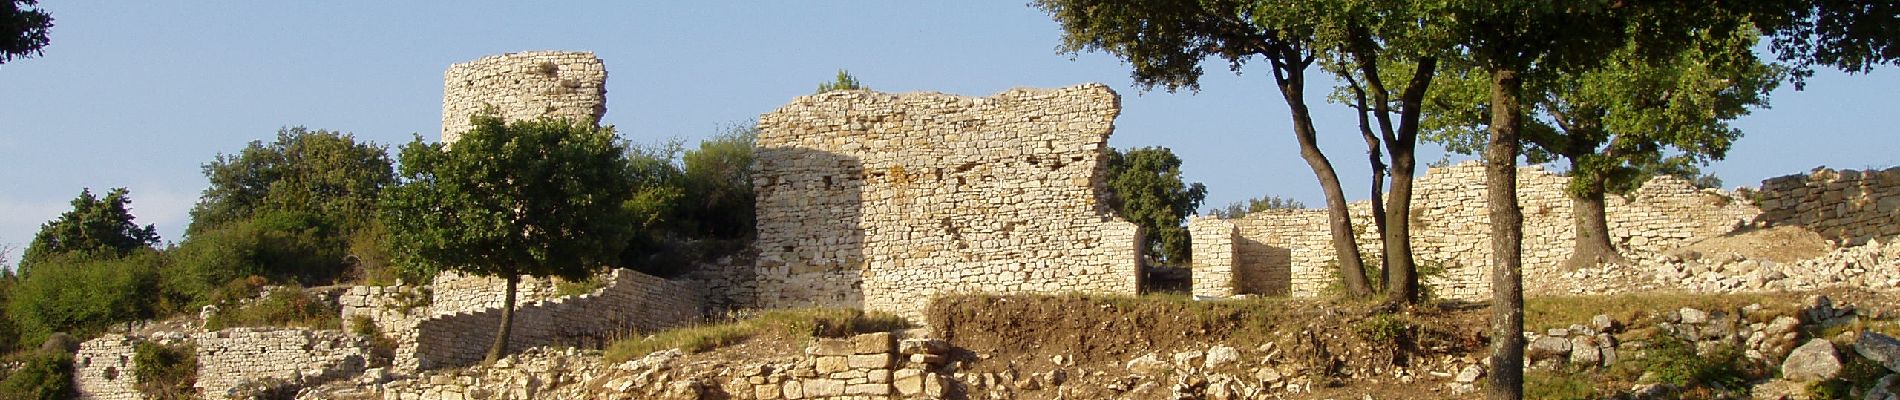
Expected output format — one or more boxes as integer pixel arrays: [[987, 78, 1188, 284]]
[[815, 69, 868, 93], [1103, 147, 1206, 265], [19, 188, 160, 273], [190, 127, 395, 235], [381, 115, 638, 281], [1, 0, 52, 64]]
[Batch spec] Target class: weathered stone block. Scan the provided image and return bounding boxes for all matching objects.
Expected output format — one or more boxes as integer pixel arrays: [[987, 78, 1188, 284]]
[[851, 332, 894, 354], [847, 353, 892, 369], [815, 356, 849, 374]]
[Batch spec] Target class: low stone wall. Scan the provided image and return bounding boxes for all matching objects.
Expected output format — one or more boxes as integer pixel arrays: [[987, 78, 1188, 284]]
[[753, 84, 1143, 321], [1757, 167, 1900, 245], [1192, 162, 1759, 300], [408, 269, 703, 370], [192, 328, 373, 398], [73, 328, 370, 400]]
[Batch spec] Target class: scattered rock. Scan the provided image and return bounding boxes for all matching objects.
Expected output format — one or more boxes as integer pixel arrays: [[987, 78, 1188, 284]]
[[1126, 353, 1171, 376], [1454, 365, 1484, 383], [1857, 331, 1900, 373], [1781, 339, 1843, 382], [1204, 345, 1240, 370]]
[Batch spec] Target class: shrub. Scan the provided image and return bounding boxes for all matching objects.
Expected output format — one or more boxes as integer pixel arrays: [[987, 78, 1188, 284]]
[[4, 251, 161, 346], [1354, 312, 1412, 342], [203, 285, 339, 330], [347, 316, 396, 368], [0, 351, 75, 400], [133, 342, 197, 400], [165, 213, 344, 305], [553, 275, 607, 298]]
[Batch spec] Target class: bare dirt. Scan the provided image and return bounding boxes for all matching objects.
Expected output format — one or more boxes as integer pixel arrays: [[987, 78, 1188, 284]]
[[1669, 225, 1831, 263]]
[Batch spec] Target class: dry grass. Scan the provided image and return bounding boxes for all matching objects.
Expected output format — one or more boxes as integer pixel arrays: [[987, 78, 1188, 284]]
[[603, 308, 911, 364]]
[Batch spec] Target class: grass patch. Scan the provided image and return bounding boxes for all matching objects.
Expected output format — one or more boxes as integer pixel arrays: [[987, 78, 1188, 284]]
[[133, 342, 197, 400], [1525, 292, 1798, 331], [553, 275, 607, 298], [603, 308, 911, 363], [1526, 368, 1598, 400], [204, 285, 340, 330]]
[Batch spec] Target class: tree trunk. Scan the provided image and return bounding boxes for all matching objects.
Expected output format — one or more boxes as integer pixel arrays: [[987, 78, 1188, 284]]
[[1383, 57, 1435, 305], [485, 273, 520, 364], [1484, 68, 1527, 400], [1269, 53, 1375, 297], [1565, 169, 1626, 270]]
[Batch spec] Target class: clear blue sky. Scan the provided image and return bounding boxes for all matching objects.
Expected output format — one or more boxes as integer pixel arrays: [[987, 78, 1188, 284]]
[[3, 2, 1895, 266]]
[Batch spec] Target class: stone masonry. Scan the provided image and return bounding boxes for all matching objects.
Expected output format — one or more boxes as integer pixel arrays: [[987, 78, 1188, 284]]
[[440, 51, 607, 143], [1757, 166, 1900, 245], [1192, 161, 1759, 300], [404, 269, 701, 370], [73, 329, 373, 400], [753, 84, 1144, 320]]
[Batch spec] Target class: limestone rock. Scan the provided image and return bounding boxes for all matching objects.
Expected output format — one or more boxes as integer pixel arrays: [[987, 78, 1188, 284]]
[[1204, 345, 1240, 370], [1781, 339, 1843, 382], [1857, 331, 1900, 373], [1455, 365, 1484, 383], [1126, 353, 1171, 376], [1528, 336, 1573, 362]]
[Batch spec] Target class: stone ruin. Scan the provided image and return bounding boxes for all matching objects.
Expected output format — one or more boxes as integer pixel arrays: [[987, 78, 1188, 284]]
[[439, 51, 607, 144], [749, 84, 1143, 319], [66, 50, 1900, 399]]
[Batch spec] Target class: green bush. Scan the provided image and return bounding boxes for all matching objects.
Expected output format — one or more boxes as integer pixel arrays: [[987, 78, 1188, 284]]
[[165, 213, 344, 306], [4, 251, 161, 346], [133, 342, 197, 400], [203, 285, 339, 330], [0, 351, 75, 400]]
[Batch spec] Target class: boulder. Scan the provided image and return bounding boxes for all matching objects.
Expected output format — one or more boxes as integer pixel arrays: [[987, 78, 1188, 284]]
[[1528, 336, 1573, 362], [1780, 339, 1842, 382], [1857, 331, 1900, 373], [1204, 345, 1241, 370], [1126, 353, 1171, 376]]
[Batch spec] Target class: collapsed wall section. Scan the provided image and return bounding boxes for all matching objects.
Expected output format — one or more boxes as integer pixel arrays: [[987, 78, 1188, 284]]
[[192, 328, 373, 398], [1757, 167, 1900, 244], [440, 51, 607, 143], [1192, 162, 1759, 300], [753, 84, 1142, 320]]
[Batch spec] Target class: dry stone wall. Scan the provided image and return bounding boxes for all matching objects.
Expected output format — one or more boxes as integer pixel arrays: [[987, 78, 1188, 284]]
[[753, 84, 1143, 320], [73, 329, 372, 400], [426, 270, 563, 317], [1757, 167, 1900, 245], [440, 51, 607, 143], [74, 334, 147, 400], [191, 328, 373, 398], [1192, 161, 1759, 300], [407, 269, 702, 370]]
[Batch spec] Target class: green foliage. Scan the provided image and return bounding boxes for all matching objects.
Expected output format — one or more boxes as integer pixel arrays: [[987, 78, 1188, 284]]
[[1205, 195, 1305, 219], [347, 316, 397, 368], [190, 127, 395, 236], [815, 69, 868, 93], [163, 213, 342, 307], [19, 188, 160, 274], [184, 127, 395, 288], [0, 0, 53, 65], [4, 251, 160, 346], [0, 351, 73, 400], [552, 275, 606, 297], [132, 342, 197, 400], [202, 285, 340, 330], [1103, 147, 1206, 265], [678, 124, 757, 240], [1628, 335, 1758, 391], [382, 115, 637, 282], [1353, 312, 1411, 342], [604, 308, 911, 363]]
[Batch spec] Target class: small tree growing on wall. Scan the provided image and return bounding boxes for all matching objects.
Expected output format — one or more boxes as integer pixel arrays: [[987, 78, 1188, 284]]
[[380, 115, 637, 363]]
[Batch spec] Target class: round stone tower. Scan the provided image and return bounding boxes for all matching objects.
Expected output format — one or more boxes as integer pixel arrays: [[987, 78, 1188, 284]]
[[440, 51, 607, 143]]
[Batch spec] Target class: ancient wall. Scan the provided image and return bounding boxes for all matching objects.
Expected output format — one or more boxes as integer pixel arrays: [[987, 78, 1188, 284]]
[[191, 328, 373, 398], [1757, 167, 1900, 245], [1188, 218, 1238, 297], [753, 84, 1143, 320], [74, 334, 145, 400], [74, 329, 371, 400], [407, 269, 702, 370], [426, 270, 564, 317], [1192, 161, 1759, 300], [440, 51, 607, 143]]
